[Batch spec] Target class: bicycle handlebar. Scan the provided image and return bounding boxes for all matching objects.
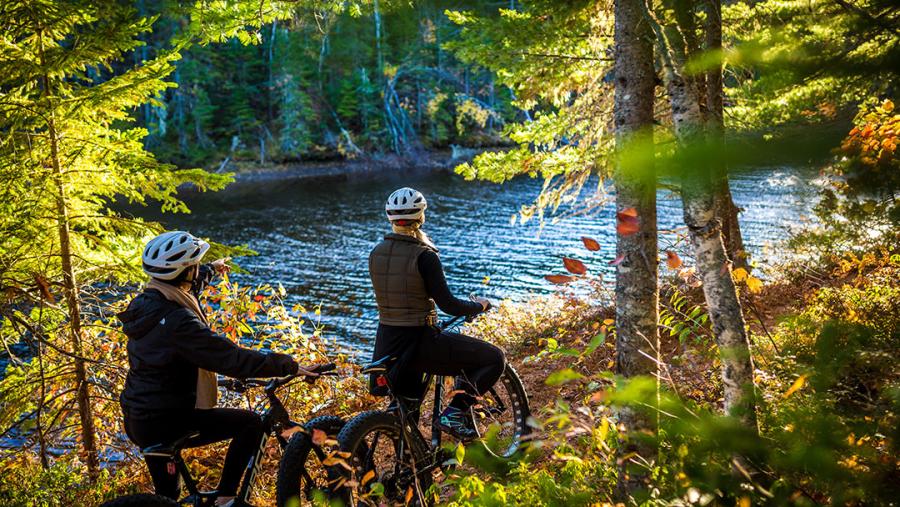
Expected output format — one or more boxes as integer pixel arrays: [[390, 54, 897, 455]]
[[218, 362, 338, 393], [437, 305, 490, 331]]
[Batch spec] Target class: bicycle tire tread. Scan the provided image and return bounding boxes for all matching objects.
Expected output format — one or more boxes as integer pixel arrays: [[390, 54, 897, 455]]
[[275, 415, 345, 507]]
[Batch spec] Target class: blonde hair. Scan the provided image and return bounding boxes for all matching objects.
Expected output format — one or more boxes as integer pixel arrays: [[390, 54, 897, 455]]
[[392, 220, 436, 250]]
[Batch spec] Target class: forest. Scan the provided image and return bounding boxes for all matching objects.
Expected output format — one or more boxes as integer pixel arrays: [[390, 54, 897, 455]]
[[0, 0, 898, 506]]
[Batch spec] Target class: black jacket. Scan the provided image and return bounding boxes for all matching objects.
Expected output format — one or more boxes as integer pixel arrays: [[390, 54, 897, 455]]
[[119, 270, 297, 416]]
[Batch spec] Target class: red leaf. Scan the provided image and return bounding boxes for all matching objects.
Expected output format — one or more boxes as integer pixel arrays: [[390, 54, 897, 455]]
[[34, 275, 55, 303], [608, 254, 625, 266], [545, 274, 575, 284], [665, 251, 683, 269], [616, 209, 640, 236], [581, 236, 601, 251], [563, 257, 587, 275]]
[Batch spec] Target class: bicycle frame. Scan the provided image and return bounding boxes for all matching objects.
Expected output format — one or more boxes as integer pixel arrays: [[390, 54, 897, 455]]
[[165, 367, 335, 506], [235, 383, 300, 504]]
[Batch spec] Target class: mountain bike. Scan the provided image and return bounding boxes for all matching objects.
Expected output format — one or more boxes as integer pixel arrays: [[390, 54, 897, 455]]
[[328, 313, 530, 506], [101, 363, 344, 507]]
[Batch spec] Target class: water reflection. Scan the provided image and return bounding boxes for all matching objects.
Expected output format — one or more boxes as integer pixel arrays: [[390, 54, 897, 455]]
[[140, 167, 816, 353]]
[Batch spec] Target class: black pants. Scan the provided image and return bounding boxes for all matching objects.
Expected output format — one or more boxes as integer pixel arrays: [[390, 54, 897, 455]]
[[123, 408, 263, 499], [374, 325, 506, 408]]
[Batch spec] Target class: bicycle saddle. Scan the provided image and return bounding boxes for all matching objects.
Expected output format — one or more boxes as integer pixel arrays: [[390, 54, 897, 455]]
[[141, 431, 201, 457], [362, 355, 397, 374]]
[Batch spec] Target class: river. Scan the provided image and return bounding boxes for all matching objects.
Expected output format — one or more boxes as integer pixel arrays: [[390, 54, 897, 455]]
[[139, 166, 818, 354]]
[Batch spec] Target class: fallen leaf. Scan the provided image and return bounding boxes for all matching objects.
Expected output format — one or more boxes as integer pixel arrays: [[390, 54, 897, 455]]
[[581, 236, 601, 251], [665, 251, 682, 269], [361, 470, 376, 486], [405, 486, 414, 504], [563, 257, 587, 275], [608, 254, 625, 266], [783, 375, 807, 398], [545, 274, 575, 284]]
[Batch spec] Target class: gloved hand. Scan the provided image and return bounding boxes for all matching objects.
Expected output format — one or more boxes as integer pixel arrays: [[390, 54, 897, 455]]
[[473, 296, 492, 312]]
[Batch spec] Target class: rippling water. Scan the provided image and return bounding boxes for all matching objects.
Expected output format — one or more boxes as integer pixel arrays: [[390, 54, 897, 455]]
[[141, 166, 818, 353]]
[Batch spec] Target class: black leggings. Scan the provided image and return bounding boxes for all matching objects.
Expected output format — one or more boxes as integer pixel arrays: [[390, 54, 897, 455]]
[[123, 408, 263, 499], [375, 326, 506, 408]]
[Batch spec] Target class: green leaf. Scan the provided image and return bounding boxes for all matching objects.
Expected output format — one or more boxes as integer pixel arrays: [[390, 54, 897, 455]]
[[455, 442, 466, 465], [586, 333, 606, 354], [545, 368, 584, 386]]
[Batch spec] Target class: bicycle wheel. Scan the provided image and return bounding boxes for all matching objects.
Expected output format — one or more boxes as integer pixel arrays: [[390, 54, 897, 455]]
[[329, 410, 433, 507], [276, 415, 345, 507], [470, 364, 531, 458], [99, 493, 178, 507]]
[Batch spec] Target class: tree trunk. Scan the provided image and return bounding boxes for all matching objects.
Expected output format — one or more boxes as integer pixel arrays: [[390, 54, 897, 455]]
[[38, 32, 100, 479], [704, 0, 747, 268], [662, 3, 759, 433], [612, 0, 659, 499]]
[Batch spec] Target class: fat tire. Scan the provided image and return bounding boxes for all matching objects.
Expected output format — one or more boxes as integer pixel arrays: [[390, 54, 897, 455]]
[[276, 415, 345, 507], [99, 493, 178, 507], [329, 410, 432, 507], [473, 363, 531, 458]]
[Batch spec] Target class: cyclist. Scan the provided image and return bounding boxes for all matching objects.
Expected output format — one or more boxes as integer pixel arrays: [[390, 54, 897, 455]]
[[369, 187, 506, 441], [118, 231, 315, 506]]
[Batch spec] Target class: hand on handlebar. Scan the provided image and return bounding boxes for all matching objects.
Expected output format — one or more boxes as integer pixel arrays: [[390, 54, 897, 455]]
[[296, 364, 321, 383], [469, 294, 492, 312]]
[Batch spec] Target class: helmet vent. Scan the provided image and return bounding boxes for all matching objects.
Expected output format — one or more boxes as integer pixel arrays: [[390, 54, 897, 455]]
[[166, 251, 186, 262]]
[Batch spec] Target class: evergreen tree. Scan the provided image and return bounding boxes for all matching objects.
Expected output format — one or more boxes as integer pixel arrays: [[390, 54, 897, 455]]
[[0, 0, 229, 476]]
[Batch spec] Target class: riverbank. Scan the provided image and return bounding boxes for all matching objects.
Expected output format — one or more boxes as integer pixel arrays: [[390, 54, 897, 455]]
[[213, 146, 492, 186], [2, 249, 897, 505]]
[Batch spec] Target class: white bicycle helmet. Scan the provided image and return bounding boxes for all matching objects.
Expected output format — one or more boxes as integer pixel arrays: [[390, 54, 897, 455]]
[[385, 187, 427, 221], [142, 231, 210, 280]]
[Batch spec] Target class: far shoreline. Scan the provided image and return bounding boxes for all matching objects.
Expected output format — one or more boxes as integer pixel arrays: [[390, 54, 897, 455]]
[[202, 146, 497, 188]]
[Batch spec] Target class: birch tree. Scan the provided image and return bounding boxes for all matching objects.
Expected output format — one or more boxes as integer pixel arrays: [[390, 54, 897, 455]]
[[652, 0, 759, 432]]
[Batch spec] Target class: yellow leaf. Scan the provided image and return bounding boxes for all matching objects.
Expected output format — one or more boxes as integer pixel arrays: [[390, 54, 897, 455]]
[[783, 375, 807, 398], [361, 470, 376, 486], [405, 486, 414, 504], [455, 443, 465, 464], [737, 497, 751, 507], [732, 267, 749, 282], [598, 417, 610, 441], [603, 318, 614, 325], [746, 276, 763, 293], [883, 99, 895, 113]]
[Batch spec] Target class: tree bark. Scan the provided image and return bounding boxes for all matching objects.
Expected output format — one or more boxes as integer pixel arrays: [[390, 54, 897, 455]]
[[704, 0, 747, 268], [612, 0, 659, 499], [38, 31, 100, 479], [663, 2, 759, 433]]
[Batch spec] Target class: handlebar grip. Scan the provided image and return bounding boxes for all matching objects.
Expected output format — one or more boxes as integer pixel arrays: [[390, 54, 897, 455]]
[[311, 362, 337, 374]]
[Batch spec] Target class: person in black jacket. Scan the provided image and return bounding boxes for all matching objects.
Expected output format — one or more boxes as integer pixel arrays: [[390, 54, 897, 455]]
[[369, 187, 505, 441], [119, 231, 312, 506]]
